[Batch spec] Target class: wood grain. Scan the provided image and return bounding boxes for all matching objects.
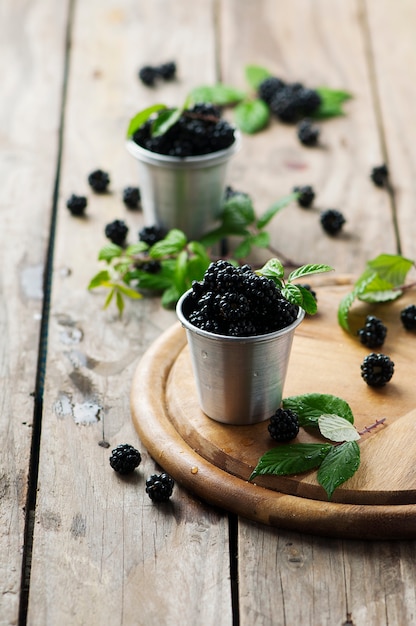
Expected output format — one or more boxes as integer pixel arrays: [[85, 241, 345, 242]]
[[0, 0, 70, 623], [27, 1, 232, 624]]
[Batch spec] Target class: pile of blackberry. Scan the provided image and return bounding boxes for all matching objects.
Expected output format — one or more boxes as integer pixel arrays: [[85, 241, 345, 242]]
[[268, 408, 300, 442], [132, 103, 235, 157], [361, 353, 394, 387], [358, 315, 387, 348], [258, 77, 322, 123], [185, 260, 299, 337]]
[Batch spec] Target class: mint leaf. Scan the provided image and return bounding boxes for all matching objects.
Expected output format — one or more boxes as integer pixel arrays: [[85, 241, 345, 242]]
[[161, 284, 181, 309], [337, 289, 357, 331], [221, 194, 256, 230], [366, 253, 414, 287], [312, 87, 352, 120], [116, 283, 142, 299], [258, 258, 285, 281], [249, 443, 332, 481], [318, 414, 360, 442], [287, 263, 333, 282], [317, 441, 360, 499], [234, 99, 269, 134], [297, 285, 318, 315], [189, 84, 246, 106], [126, 103, 167, 137], [98, 244, 123, 263], [256, 193, 297, 229], [282, 283, 304, 307], [245, 65, 272, 90], [149, 229, 187, 258], [125, 242, 149, 256], [283, 393, 354, 427], [104, 287, 115, 308], [357, 274, 403, 303], [115, 290, 125, 316], [88, 270, 112, 290], [151, 107, 182, 137], [233, 238, 253, 259]]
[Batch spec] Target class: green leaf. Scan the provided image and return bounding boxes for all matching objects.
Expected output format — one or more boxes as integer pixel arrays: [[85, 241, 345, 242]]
[[249, 443, 332, 481], [283, 393, 354, 427], [161, 284, 181, 309], [116, 290, 125, 316], [173, 249, 189, 291], [221, 194, 256, 230], [297, 285, 318, 315], [317, 441, 360, 499], [199, 226, 231, 248], [312, 87, 353, 120], [125, 242, 149, 256], [189, 84, 246, 106], [185, 255, 211, 283], [338, 289, 359, 332], [258, 258, 285, 281], [88, 270, 112, 290], [250, 231, 270, 248], [318, 414, 360, 443], [366, 253, 414, 287], [287, 264, 333, 282], [151, 107, 182, 137], [98, 244, 123, 263], [115, 283, 142, 299], [233, 238, 253, 259], [282, 283, 304, 307], [256, 193, 298, 229], [245, 64, 272, 90], [149, 229, 187, 258], [126, 103, 167, 138], [103, 287, 115, 308], [234, 99, 270, 134]]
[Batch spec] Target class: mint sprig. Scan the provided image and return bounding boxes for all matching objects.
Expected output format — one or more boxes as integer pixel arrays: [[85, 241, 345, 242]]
[[250, 393, 370, 499], [338, 253, 415, 332]]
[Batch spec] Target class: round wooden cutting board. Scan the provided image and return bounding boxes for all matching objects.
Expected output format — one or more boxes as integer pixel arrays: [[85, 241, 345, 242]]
[[130, 276, 416, 539]]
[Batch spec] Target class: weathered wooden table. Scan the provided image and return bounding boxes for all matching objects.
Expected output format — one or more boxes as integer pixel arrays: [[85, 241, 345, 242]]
[[3, 1, 416, 624]]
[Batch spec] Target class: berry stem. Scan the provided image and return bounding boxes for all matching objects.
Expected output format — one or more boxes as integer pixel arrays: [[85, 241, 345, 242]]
[[358, 417, 386, 436]]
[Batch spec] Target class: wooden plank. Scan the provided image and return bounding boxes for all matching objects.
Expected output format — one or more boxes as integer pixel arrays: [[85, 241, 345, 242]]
[[219, 0, 398, 272], [365, 0, 416, 260], [27, 0, 233, 624], [0, 0, 69, 623]]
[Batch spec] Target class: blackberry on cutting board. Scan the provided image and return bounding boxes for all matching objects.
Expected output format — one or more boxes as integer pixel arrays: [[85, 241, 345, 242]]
[[109, 444, 142, 474], [360, 353, 394, 387], [268, 408, 300, 442], [358, 315, 387, 348], [145, 473, 175, 502], [66, 194, 87, 216]]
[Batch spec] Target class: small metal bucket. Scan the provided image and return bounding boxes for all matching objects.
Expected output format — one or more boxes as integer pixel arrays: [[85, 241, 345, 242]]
[[176, 290, 305, 425], [126, 133, 240, 241]]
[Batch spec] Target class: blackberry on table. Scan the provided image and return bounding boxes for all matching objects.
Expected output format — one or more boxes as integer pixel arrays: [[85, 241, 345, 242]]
[[109, 444, 141, 474], [88, 169, 110, 193], [145, 472, 175, 502], [104, 219, 129, 246], [293, 185, 315, 208], [269, 84, 303, 123], [138, 65, 158, 86], [297, 118, 320, 146], [268, 408, 300, 442], [123, 186, 141, 210], [258, 76, 286, 104], [320, 209, 345, 235], [297, 87, 322, 115], [66, 194, 87, 216], [360, 353, 394, 387], [400, 304, 416, 330], [156, 61, 176, 80], [138, 225, 166, 246], [370, 164, 389, 187], [358, 315, 387, 348]]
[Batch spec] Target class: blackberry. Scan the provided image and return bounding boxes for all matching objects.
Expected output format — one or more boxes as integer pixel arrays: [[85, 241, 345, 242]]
[[88, 169, 110, 193], [156, 61, 176, 80], [370, 164, 389, 188], [358, 315, 387, 348], [109, 444, 141, 474], [400, 304, 416, 330], [360, 353, 394, 387], [268, 408, 300, 442], [297, 118, 320, 146], [269, 84, 303, 123], [293, 185, 315, 208], [123, 186, 141, 210], [297, 88, 322, 115], [138, 65, 158, 86], [104, 219, 129, 246], [138, 225, 166, 246], [145, 472, 174, 502], [258, 76, 286, 104], [140, 260, 161, 274], [320, 209, 345, 235], [186, 260, 299, 337], [224, 186, 250, 201], [66, 194, 87, 216]]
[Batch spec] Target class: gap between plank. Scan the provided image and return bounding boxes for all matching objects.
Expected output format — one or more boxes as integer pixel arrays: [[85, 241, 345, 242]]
[[359, 0, 402, 255], [18, 1, 75, 623], [228, 513, 240, 626]]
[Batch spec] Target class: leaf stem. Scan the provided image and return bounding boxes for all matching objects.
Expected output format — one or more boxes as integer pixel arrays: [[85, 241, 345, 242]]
[[358, 417, 386, 436]]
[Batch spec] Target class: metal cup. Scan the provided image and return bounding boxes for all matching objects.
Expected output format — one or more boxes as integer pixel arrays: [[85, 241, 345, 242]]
[[176, 290, 305, 425], [126, 133, 240, 241]]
